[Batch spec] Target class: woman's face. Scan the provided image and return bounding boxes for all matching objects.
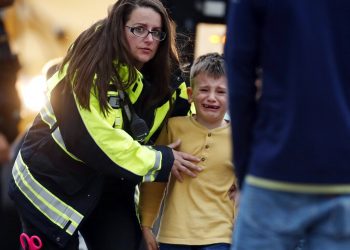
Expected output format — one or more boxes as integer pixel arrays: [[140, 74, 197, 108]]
[[125, 7, 163, 69]]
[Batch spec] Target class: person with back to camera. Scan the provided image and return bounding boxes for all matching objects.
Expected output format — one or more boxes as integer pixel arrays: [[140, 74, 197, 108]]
[[8, 0, 203, 249], [139, 53, 236, 250], [225, 1, 350, 250]]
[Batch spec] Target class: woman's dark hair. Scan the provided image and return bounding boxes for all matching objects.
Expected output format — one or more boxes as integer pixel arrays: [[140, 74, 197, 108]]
[[60, 0, 180, 115]]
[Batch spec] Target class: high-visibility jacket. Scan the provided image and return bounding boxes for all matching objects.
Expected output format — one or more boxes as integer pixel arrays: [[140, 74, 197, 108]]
[[9, 65, 190, 247]]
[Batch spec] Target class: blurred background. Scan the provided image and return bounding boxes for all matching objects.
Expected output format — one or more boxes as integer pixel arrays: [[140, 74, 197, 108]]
[[1, 1, 228, 248], [3, 0, 118, 130]]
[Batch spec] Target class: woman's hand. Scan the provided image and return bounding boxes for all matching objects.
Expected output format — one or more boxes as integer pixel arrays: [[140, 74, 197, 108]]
[[142, 226, 159, 250], [168, 139, 202, 182]]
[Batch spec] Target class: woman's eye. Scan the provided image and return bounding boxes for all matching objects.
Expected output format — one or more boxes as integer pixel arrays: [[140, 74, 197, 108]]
[[152, 31, 161, 36], [134, 26, 145, 32]]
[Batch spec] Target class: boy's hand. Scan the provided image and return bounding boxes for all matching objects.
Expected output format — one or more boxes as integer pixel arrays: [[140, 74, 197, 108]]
[[168, 139, 202, 182], [142, 226, 159, 250]]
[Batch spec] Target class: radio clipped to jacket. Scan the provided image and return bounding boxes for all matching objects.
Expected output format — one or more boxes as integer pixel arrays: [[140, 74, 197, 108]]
[[117, 89, 149, 143]]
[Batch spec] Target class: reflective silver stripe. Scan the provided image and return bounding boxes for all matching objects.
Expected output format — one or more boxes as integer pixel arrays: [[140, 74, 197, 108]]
[[143, 150, 161, 182], [40, 99, 82, 162], [52, 127, 82, 162], [12, 152, 84, 235], [40, 101, 56, 129], [78, 231, 88, 250], [51, 127, 67, 150]]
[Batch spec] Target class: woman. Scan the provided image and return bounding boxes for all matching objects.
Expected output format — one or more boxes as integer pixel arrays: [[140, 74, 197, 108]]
[[8, 0, 201, 249]]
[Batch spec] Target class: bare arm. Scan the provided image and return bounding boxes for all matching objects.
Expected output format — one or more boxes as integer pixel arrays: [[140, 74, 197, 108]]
[[142, 226, 159, 250]]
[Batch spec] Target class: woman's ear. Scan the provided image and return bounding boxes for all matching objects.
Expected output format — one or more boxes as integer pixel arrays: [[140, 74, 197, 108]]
[[187, 87, 193, 104]]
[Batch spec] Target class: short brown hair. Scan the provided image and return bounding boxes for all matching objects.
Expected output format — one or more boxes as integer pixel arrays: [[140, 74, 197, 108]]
[[190, 53, 226, 88]]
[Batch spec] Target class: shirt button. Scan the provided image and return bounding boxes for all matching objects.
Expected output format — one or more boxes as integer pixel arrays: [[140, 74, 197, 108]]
[[208, 133, 212, 137], [121, 177, 124, 181], [205, 145, 209, 149], [201, 157, 206, 161], [87, 194, 91, 198], [56, 236, 61, 242]]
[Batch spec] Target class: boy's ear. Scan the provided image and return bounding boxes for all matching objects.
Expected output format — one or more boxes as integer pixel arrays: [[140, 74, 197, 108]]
[[187, 87, 193, 104]]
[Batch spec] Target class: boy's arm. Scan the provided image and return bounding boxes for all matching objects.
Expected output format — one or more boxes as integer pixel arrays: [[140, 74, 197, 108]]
[[139, 124, 169, 227], [138, 124, 169, 250], [139, 182, 167, 228], [142, 226, 159, 250], [140, 182, 166, 250]]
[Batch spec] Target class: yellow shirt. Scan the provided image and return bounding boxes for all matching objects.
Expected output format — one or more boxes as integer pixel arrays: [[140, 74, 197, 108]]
[[140, 116, 235, 245]]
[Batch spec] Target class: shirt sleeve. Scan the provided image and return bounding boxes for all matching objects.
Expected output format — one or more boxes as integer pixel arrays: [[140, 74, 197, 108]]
[[139, 122, 174, 227], [139, 182, 167, 228]]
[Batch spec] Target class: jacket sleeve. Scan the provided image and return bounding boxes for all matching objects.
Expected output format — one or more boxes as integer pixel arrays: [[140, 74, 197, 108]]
[[225, 0, 261, 189], [49, 75, 173, 184]]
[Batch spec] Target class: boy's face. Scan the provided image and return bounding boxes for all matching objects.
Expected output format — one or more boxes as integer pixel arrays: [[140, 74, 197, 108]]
[[188, 72, 228, 129]]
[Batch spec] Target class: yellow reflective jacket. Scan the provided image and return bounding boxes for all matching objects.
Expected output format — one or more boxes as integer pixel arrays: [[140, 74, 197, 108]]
[[9, 65, 189, 247]]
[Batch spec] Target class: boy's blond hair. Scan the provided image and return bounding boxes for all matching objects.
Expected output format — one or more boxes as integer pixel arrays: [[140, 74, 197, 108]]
[[190, 53, 226, 88]]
